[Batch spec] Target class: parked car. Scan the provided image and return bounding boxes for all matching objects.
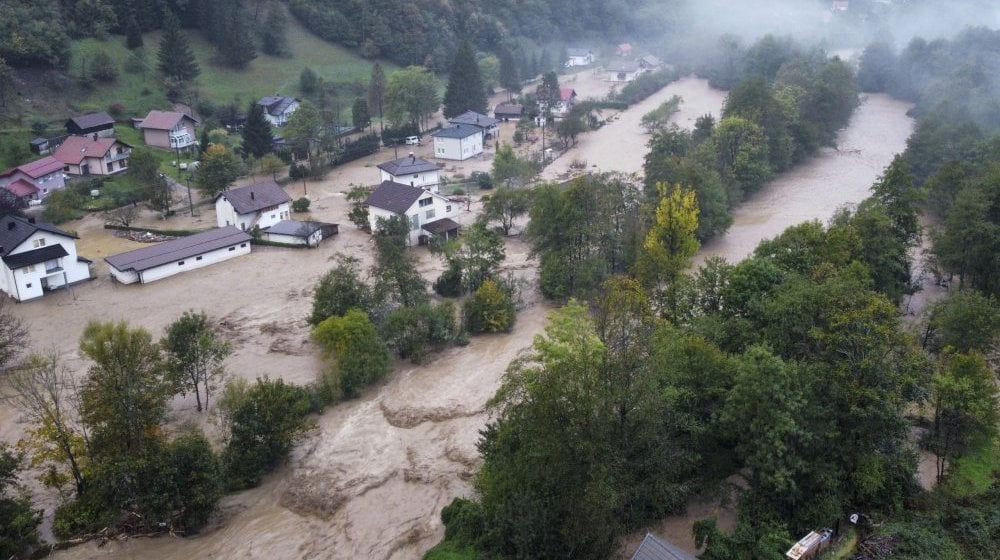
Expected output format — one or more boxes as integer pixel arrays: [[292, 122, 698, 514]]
[[405, 136, 420, 145]]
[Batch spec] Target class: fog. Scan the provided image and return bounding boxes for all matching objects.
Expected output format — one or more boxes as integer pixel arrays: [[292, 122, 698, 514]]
[[648, 0, 1000, 54]]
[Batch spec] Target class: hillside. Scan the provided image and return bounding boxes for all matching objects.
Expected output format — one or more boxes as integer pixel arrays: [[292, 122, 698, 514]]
[[3, 10, 392, 135]]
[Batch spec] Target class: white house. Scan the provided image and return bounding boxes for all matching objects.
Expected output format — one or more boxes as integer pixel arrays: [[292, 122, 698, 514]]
[[448, 111, 500, 140], [365, 181, 461, 246], [105, 226, 252, 285], [0, 215, 92, 301], [257, 96, 300, 127], [552, 88, 578, 116], [377, 154, 441, 192], [608, 60, 642, 82], [0, 156, 66, 202], [262, 220, 337, 247], [566, 47, 595, 67], [432, 124, 483, 161], [214, 180, 292, 231]]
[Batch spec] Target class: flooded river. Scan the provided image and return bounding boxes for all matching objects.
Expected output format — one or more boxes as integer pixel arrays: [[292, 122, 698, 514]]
[[40, 79, 916, 560]]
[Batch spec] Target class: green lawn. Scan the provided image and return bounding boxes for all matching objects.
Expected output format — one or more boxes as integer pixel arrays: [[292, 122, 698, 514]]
[[946, 435, 1000, 497]]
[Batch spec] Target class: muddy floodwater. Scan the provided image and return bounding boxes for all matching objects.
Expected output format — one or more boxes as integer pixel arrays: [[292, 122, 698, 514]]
[[26, 77, 917, 560]]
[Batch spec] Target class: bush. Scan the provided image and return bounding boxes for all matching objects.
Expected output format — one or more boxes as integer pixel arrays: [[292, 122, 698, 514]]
[[380, 123, 421, 146], [292, 197, 311, 212], [167, 431, 223, 531], [464, 279, 516, 334], [42, 189, 86, 223], [89, 50, 119, 82], [52, 493, 113, 539], [433, 265, 463, 297], [381, 303, 456, 363], [309, 254, 373, 325], [312, 309, 392, 398], [474, 171, 493, 189], [222, 377, 313, 490], [107, 102, 125, 120]]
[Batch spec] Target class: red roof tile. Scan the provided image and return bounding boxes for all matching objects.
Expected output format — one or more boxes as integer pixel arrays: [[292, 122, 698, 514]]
[[140, 110, 197, 130], [5, 179, 39, 198], [53, 136, 124, 165]]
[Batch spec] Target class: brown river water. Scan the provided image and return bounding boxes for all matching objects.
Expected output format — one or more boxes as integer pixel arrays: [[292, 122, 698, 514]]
[[15, 77, 916, 560]]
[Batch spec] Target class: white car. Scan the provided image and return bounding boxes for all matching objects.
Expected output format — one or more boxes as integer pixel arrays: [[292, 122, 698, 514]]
[[405, 136, 420, 145]]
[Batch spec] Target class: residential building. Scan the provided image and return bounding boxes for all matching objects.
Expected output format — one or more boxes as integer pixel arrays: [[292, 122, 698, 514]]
[[608, 60, 642, 82], [448, 110, 499, 139], [262, 220, 337, 247], [0, 156, 66, 202], [53, 136, 132, 176], [432, 125, 484, 160], [566, 47, 595, 67], [257, 96, 300, 127], [377, 154, 441, 192], [553, 88, 579, 116], [630, 533, 697, 560], [638, 55, 663, 72], [494, 103, 524, 121], [139, 110, 199, 150], [616, 43, 633, 57], [364, 181, 460, 245], [65, 112, 115, 137], [105, 226, 252, 285], [214, 180, 292, 231], [0, 214, 92, 301]]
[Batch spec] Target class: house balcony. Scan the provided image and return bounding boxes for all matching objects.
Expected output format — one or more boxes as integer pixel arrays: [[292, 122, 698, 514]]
[[104, 150, 131, 163], [169, 133, 195, 148]]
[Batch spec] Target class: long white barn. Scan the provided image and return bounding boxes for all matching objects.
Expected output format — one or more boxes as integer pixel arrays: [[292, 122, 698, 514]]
[[105, 226, 252, 284]]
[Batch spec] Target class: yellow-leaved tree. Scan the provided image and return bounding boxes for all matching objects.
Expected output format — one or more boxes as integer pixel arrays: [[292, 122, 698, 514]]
[[637, 182, 700, 286]]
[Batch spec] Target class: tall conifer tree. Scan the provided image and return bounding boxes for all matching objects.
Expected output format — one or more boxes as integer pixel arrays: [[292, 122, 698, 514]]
[[157, 10, 199, 81], [241, 102, 274, 159], [443, 41, 486, 118]]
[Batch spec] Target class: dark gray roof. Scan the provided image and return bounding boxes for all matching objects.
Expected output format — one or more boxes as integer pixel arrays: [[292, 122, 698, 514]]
[[609, 60, 642, 73], [494, 103, 524, 117], [449, 111, 499, 129], [215, 181, 292, 214], [0, 214, 77, 257], [258, 96, 299, 117], [377, 155, 439, 176], [433, 125, 481, 139], [421, 217, 460, 235], [2, 244, 68, 269], [104, 227, 251, 273], [265, 220, 328, 237], [567, 47, 592, 57], [631, 533, 698, 560], [66, 112, 114, 132], [364, 181, 427, 214]]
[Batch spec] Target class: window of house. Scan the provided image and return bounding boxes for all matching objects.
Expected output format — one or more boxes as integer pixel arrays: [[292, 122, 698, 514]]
[[410, 214, 420, 230], [32, 239, 46, 248], [196, 256, 203, 261], [446, 205, 452, 213], [25, 283, 32, 289], [24, 265, 35, 273], [107, 162, 114, 172], [240, 243, 247, 248], [425, 209, 435, 219], [229, 247, 236, 251], [418, 198, 432, 207], [178, 261, 185, 266]]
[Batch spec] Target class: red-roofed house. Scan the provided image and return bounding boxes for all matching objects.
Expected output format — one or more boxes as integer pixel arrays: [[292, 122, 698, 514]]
[[553, 88, 578, 116], [0, 156, 66, 201], [616, 43, 633, 57], [139, 110, 199, 150], [53, 136, 132, 176]]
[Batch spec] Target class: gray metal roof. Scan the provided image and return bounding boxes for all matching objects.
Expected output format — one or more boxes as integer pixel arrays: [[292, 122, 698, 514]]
[[258, 96, 299, 117], [609, 60, 642, 73], [364, 181, 428, 214], [494, 103, 524, 117], [421, 217, 460, 235], [449, 111, 499, 129], [631, 533, 698, 560], [265, 220, 326, 237], [377, 155, 439, 176], [216, 180, 292, 215], [2, 244, 68, 269], [66, 112, 114, 132], [0, 214, 77, 257], [567, 47, 592, 57], [104, 227, 251, 273], [433, 125, 480, 139]]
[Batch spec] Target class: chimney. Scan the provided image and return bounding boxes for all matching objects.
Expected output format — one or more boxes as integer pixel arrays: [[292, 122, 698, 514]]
[[250, 191, 255, 200], [92, 133, 98, 141], [27, 217, 35, 224], [7, 221, 15, 230]]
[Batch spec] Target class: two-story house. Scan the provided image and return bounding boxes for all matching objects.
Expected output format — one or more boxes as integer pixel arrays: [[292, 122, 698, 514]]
[[0, 214, 92, 301], [0, 156, 66, 202], [608, 60, 642, 83], [364, 181, 460, 245], [139, 110, 200, 150], [448, 111, 500, 140], [377, 154, 441, 192], [566, 47, 595, 67], [214, 180, 292, 231], [257, 96, 300, 127], [432, 125, 484, 161], [53, 136, 132, 176]]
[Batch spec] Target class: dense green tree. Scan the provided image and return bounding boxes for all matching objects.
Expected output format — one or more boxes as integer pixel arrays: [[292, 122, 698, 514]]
[[555, 111, 586, 148], [299, 67, 320, 96], [284, 100, 323, 170], [857, 41, 897, 93], [535, 70, 560, 112], [0, 0, 71, 67], [351, 97, 371, 131], [371, 216, 428, 309], [312, 309, 392, 397], [384, 66, 440, 130], [156, 10, 199, 82], [222, 377, 312, 490], [367, 62, 386, 132], [89, 50, 118, 81], [166, 430, 222, 530], [432, 220, 505, 295], [464, 279, 515, 334], [0, 444, 41, 559], [483, 186, 531, 235], [925, 291, 1000, 354], [310, 254, 374, 325], [443, 41, 487, 118], [637, 183, 700, 286], [714, 116, 772, 202], [380, 302, 456, 363], [124, 13, 143, 49], [162, 310, 231, 412], [241, 101, 275, 159], [194, 144, 242, 197], [491, 144, 536, 187], [497, 47, 519, 100], [259, 5, 289, 56]]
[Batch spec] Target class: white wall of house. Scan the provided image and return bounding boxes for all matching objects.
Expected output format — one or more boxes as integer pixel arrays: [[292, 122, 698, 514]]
[[566, 54, 593, 66], [215, 199, 291, 230], [0, 232, 90, 301], [263, 230, 322, 247], [608, 69, 641, 82], [110, 241, 252, 285], [0, 170, 66, 199], [380, 168, 440, 191], [433, 135, 483, 161], [264, 101, 300, 127], [367, 193, 458, 246]]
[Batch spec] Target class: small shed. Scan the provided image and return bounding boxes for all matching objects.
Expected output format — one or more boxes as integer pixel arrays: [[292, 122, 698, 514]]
[[494, 103, 524, 121], [631, 533, 698, 560], [65, 112, 115, 137], [262, 220, 337, 247]]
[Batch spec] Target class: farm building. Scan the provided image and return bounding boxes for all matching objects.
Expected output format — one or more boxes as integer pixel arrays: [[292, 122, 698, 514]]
[[262, 220, 337, 247], [105, 227, 252, 285]]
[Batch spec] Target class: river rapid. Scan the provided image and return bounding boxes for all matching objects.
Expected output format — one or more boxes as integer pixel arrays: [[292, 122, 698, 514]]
[[47, 80, 914, 560]]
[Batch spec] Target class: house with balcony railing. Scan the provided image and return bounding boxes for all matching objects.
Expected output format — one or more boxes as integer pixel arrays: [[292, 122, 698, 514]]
[[53, 136, 132, 176], [138, 110, 200, 151], [0, 214, 92, 301]]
